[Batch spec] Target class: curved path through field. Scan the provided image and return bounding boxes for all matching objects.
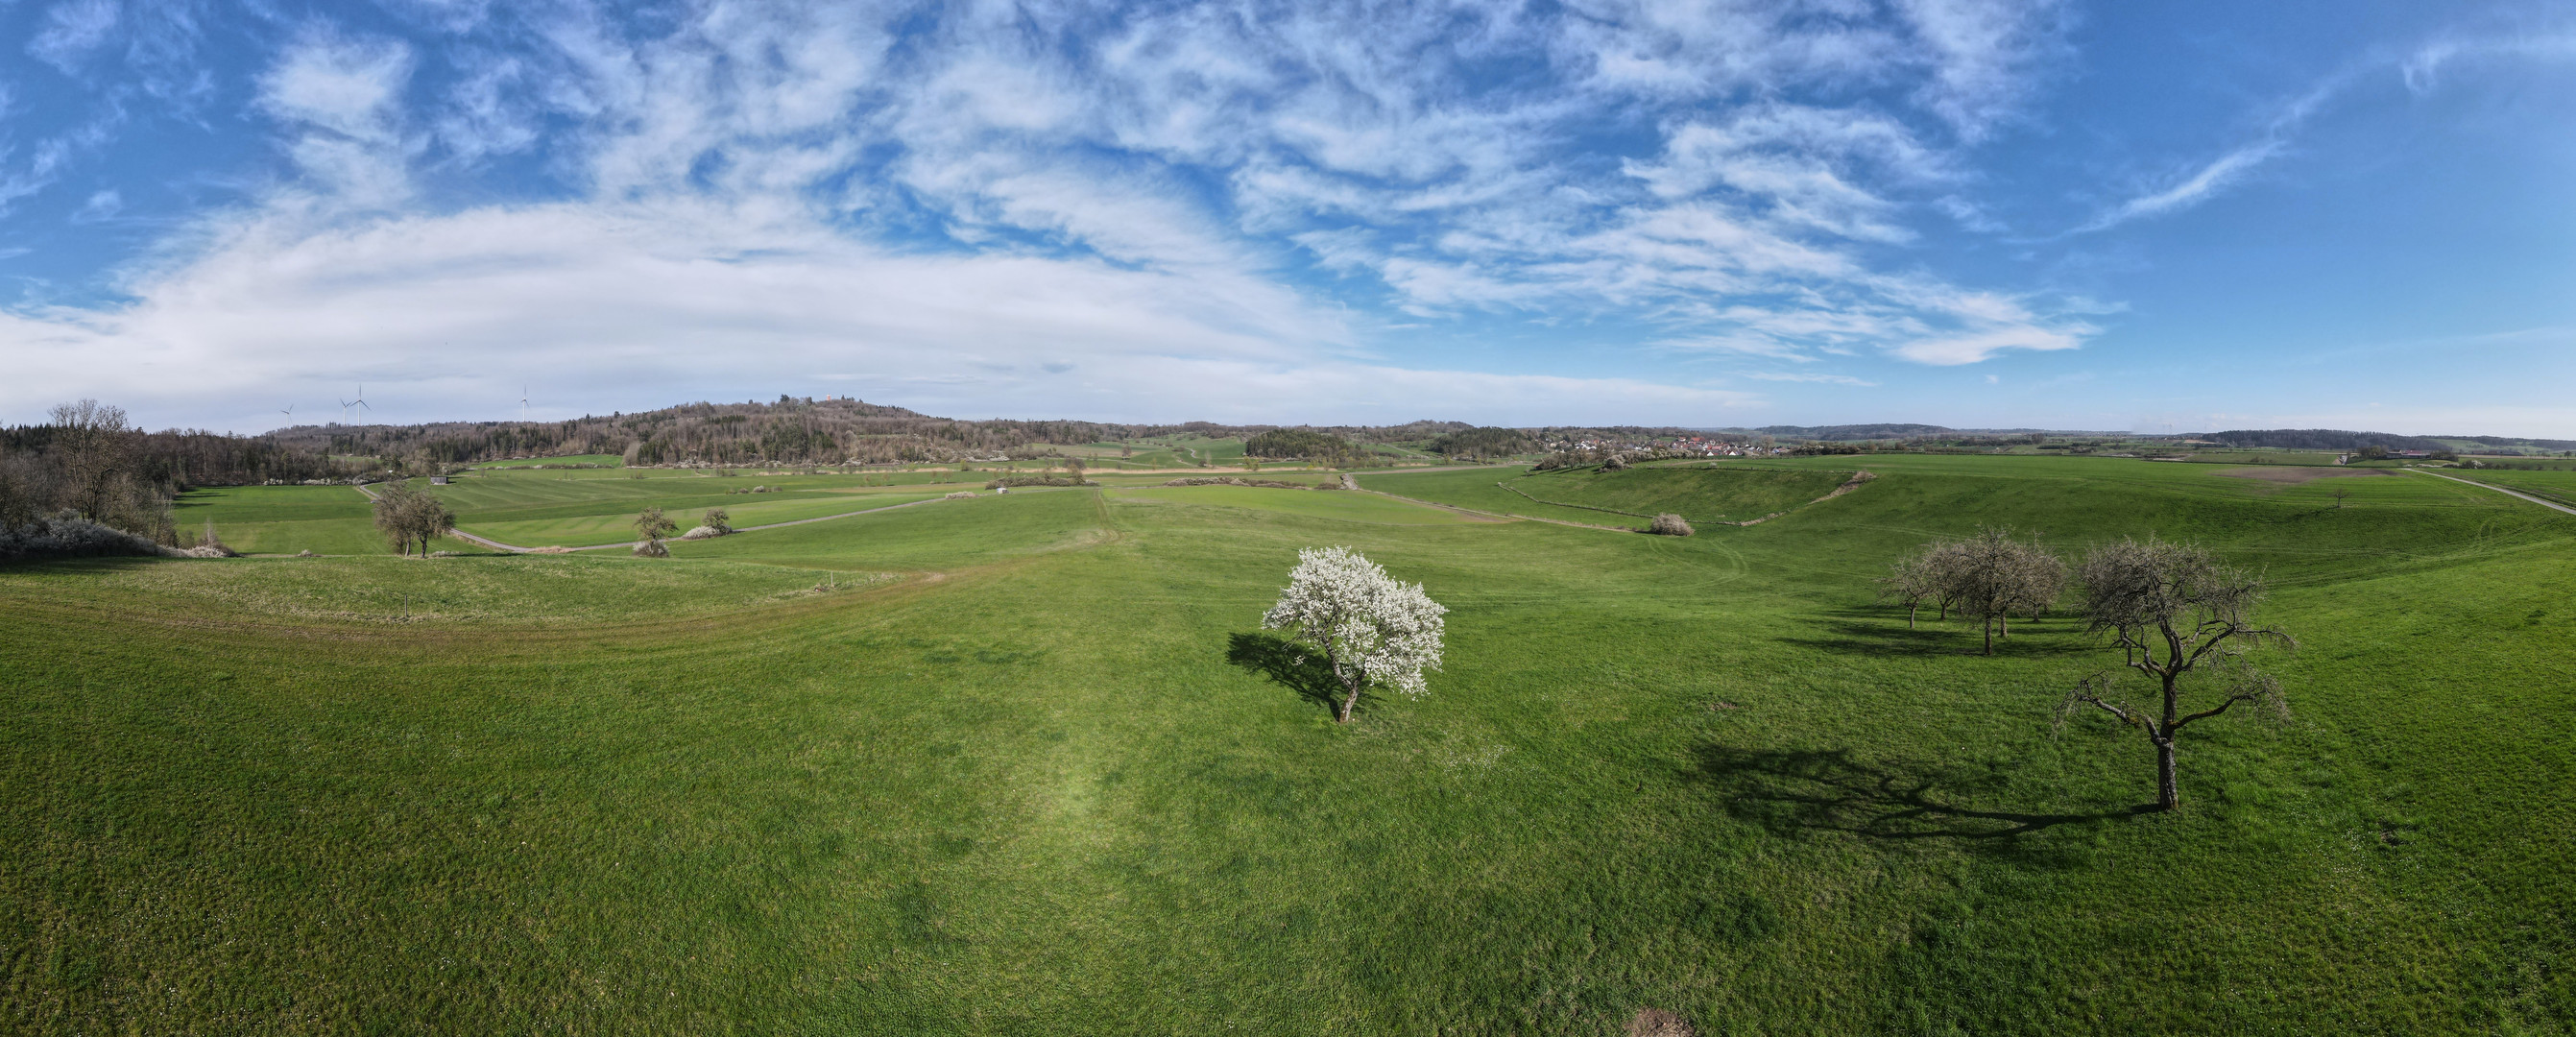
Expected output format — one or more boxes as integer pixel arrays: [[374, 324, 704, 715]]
[[2407, 468, 2576, 516]]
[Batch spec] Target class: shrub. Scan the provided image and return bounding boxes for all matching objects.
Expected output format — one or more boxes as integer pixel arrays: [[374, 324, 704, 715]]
[[1647, 513, 1694, 536], [0, 514, 175, 562], [945, 491, 977, 499], [632, 541, 670, 558]]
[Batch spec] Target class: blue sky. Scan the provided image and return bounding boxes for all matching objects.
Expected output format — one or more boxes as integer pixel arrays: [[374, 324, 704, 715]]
[[2, 0, 2571, 435]]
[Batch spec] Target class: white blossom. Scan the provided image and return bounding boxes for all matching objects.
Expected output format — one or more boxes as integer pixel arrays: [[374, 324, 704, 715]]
[[1263, 546, 1446, 722]]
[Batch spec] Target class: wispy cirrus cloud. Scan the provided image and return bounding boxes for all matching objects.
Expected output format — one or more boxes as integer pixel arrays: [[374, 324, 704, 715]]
[[4, 0, 2098, 429], [2077, 25, 2576, 234]]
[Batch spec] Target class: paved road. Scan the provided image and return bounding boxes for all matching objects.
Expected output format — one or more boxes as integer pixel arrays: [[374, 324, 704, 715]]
[[2408, 468, 2576, 516]]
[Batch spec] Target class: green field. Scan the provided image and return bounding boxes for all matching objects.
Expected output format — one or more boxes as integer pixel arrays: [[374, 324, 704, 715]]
[[176, 468, 1000, 554], [6, 456, 2573, 1032], [2452, 468, 2576, 509], [474, 453, 627, 469], [1505, 464, 1855, 522]]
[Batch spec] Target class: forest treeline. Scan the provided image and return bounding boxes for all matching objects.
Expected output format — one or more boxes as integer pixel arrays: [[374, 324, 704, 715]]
[[265, 398, 1519, 467], [0, 400, 326, 549], [258, 398, 1671, 467]]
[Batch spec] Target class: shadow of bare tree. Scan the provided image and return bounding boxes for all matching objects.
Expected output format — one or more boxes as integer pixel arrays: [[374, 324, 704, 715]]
[[1688, 745, 2145, 842], [1775, 607, 2092, 660], [1225, 631, 1360, 718]]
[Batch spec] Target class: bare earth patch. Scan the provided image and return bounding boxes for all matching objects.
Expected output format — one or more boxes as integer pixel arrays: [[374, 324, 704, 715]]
[[1628, 1007, 1695, 1037], [2214, 467, 2392, 484]]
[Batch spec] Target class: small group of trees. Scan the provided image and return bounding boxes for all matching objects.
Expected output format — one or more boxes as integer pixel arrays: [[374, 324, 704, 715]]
[[1878, 527, 2065, 653], [370, 482, 456, 556], [1244, 428, 1368, 468], [1884, 529, 2294, 811], [1425, 426, 1531, 461]]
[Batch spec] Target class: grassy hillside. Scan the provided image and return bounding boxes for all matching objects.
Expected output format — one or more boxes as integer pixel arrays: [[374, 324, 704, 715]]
[[1508, 464, 1855, 521], [5, 456, 2572, 1032]]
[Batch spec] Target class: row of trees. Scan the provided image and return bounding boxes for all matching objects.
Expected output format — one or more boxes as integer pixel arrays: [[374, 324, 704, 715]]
[[1882, 528, 2292, 811]]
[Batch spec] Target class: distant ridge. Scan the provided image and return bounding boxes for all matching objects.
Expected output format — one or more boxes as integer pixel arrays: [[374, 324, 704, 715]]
[[2192, 429, 2576, 452], [1703, 423, 2124, 442]]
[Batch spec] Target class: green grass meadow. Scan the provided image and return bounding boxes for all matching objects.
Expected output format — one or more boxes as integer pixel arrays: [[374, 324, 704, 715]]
[[4, 458, 2572, 1032]]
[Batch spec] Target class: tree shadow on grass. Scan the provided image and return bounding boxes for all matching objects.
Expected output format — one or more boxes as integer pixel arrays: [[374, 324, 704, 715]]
[[1226, 631, 1360, 719], [1688, 744, 2145, 848], [1776, 606, 2093, 660]]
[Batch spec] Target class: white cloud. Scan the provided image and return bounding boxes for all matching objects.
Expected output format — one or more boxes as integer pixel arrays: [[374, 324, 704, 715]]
[[2077, 138, 2285, 234], [1891, 324, 2084, 366], [1743, 371, 1878, 386], [28, 0, 122, 75], [6, 0, 2117, 430], [257, 32, 418, 205]]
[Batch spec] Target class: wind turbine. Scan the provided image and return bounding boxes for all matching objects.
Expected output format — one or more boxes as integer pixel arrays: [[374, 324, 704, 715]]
[[520, 384, 529, 423], [340, 384, 370, 424]]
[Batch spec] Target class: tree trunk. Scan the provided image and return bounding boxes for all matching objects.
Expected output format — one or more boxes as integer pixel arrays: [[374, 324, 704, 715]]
[[1336, 685, 1360, 723], [2155, 737, 2179, 810], [2155, 666, 2182, 809], [1906, 603, 1917, 629], [1999, 613, 2010, 639], [1982, 616, 1993, 655]]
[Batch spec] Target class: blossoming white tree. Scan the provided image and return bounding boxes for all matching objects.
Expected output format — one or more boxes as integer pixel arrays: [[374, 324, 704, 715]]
[[1263, 546, 1447, 723]]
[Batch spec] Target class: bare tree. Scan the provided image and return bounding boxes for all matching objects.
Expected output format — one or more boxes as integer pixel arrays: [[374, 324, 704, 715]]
[[372, 482, 421, 555], [1876, 548, 1941, 628], [1923, 527, 2064, 653], [2061, 537, 2295, 811], [47, 399, 138, 523], [371, 482, 456, 556], [402, 489, 455, 555], [2329, 486, 2350, 509]]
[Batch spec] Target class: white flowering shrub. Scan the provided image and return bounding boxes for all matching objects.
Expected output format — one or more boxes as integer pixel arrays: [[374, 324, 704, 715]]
[[1262, 545, 1447, 723]]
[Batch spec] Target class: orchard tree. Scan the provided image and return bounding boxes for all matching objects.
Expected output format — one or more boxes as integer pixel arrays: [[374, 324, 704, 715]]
[[1262, 546, 1447, 723], [1949, 527, 2065, 653], [1876, 547, 1944, 629], [370, 482, 454, 556], [1882, 528, 2063, 650], [2060, 537, 2295, 811], [633, 506, 678, 557]]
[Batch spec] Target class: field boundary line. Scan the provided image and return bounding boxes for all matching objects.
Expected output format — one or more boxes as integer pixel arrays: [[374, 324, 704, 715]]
[[2406, 469, 2576, 516], [355, 480, 986, 552]]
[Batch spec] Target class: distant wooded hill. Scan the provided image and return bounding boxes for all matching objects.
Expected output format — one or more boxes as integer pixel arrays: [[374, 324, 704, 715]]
[[2192, 429, 2576, 453], [264, 398, 1489, 467], [1711, 424, 2116, 442]]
